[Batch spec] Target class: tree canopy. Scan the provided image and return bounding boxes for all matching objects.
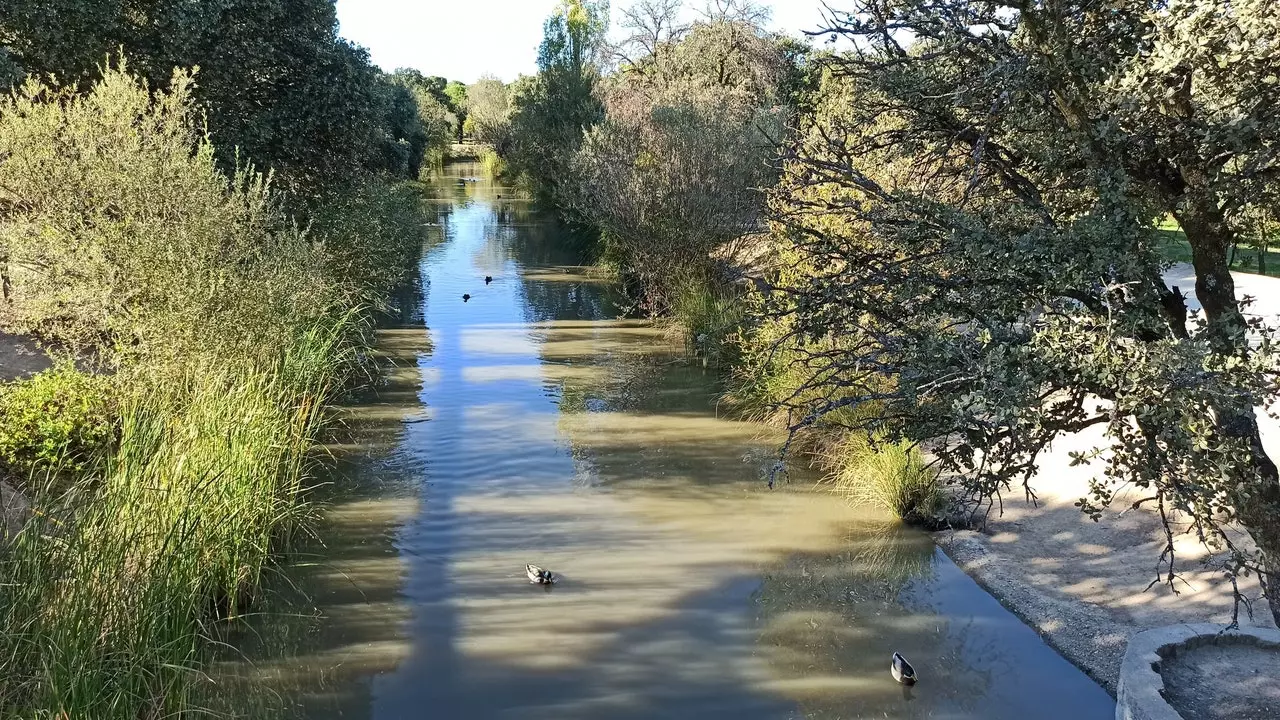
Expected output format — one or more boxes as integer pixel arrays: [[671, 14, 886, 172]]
[[1, 0, 432, 198], [506, 0, 612, 201], [764, 0, 1280, 621]]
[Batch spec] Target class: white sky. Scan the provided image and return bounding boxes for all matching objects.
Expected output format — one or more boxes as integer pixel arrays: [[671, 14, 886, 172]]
[[335, 1, 835, 83]]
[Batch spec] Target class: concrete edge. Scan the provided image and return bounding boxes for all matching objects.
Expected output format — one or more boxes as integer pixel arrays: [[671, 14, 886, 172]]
[[933, 530, 1129, 696], [1116, 623, 1280, 720]]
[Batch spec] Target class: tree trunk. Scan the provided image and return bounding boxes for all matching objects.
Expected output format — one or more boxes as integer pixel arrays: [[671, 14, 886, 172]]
[[1174, 200, 1245, 351], [1176, 196, 1280, 624]]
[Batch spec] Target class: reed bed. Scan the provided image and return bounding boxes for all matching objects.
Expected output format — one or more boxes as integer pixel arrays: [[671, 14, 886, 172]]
[[0, 312, 364, 718]]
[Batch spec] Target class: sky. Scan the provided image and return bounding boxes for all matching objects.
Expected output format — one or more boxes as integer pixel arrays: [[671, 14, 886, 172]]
[[335, 1, 835, 84]]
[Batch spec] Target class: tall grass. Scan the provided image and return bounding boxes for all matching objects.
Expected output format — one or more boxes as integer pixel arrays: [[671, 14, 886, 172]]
[[668, 274, 744, 367], [479, 146, 506, 178], [0, 313, 361, 717], [0, 64, 423, 718], [829, 433, 943, 523]]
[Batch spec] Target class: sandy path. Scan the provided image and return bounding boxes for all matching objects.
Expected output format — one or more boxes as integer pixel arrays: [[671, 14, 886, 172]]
[[934, 263, 1280, 694]]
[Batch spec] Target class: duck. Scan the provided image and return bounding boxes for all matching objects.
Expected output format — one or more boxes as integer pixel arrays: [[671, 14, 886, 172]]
[[526, 563, 556, 585], [891, 652, 917, 685], [485, 275, 493, 285], [462, 293, 471, 302]]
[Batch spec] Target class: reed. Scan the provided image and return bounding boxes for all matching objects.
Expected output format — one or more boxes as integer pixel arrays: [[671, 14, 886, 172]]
[[0, 311, 365, 718], [829, 433, 943, 523]]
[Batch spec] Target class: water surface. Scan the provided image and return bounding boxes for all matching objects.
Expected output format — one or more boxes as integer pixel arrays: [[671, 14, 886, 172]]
[[216, 162, 1115, 719]]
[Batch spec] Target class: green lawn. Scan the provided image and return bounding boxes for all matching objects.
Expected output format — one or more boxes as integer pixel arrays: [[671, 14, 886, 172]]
[[1156, 217, 1280, 277]]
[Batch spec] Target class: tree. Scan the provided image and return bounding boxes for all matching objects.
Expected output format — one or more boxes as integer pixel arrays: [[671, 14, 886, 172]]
[[766, 0, 1280, 622], [464, 75, 511, 147], [445, 80, 468, 142], [1, 0, 422, 198], [569, 14, 791, 307], [506, 0, 611, 203], [697, 0, 769, 26], [613, 0, 689, 69], [391, 69, 458, 172]]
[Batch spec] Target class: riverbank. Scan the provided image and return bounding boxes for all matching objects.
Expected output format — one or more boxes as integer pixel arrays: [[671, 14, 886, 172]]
[[0, 67, 429, 717], [930, 262, 1280, 694]]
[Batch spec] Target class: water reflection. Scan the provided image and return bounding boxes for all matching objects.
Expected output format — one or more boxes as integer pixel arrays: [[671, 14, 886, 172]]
[[208, 162, 1114, 719]]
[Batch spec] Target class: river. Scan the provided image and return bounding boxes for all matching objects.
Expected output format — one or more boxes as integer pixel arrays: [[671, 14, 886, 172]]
[[212, 161, 1115, 719]]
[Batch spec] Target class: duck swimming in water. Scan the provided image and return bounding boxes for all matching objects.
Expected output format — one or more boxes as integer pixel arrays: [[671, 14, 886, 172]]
[[526, 564, 556, 585], [485, 276, 493, 285], [891, 652, 917, 685], [462, 293, 471, 302]]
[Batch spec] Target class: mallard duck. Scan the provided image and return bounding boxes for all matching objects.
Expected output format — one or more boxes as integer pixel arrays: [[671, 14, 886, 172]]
[[891, 652, 917, 685], [526, 563, 556, 585], [462, 293, 471, 302]]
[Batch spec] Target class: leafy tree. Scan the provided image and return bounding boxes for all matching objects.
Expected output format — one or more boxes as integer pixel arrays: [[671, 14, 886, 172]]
[[1, 0, 421, 198], [569, 14, 791, 307], [506, 0, 611, 202], [464, 75, 511, 147], [765, 0, 1280, 622], [445, 80, 469, 141], [390, 71, 457, 174]]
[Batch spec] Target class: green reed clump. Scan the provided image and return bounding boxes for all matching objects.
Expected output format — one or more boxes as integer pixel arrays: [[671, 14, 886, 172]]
[[829, 433, 943, 523], [0, 312, 361, 718], [479, 146, 507, 178], [668, 273, 744, 368]]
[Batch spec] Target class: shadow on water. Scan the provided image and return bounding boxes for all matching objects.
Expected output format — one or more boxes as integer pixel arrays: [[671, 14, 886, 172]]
[[204, 162, 1115, 719]]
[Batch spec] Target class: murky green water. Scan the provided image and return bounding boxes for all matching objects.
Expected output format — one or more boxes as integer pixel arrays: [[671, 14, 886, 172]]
[[212, 162, 1114, 719]]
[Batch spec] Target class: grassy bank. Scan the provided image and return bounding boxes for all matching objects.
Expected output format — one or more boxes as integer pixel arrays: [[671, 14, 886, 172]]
[[0, 66, 426, 717]]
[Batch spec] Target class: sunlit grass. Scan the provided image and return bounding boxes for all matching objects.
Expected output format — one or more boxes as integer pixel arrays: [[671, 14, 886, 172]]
[[0, 312, 364, 718], [828, 433, 943, 523], [1157, 216, 1280, 277]]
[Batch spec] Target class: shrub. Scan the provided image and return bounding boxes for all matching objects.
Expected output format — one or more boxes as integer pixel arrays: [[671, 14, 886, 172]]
[[831, 433, 943, 523], [0, 363, 115, 486]]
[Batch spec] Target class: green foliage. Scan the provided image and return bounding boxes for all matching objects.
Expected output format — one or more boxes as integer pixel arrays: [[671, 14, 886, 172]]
[[391, 70, 459, 173], [479, 147, 507, 178], [0, 64, 327, 361], [0, 364, 115, 486], [0, 314, 358, 717], [506, 1, 610, 204], [309, 181, 432, 304], [445, 80, 469, 136], [668, 273, 744, 367], [0, 63, 425, 716], [1, 0, 424, 197], [566, 10, 794, 318], [465, 75, 511, 146], [830, 434, 943, 523], [765, 1, 1280, 620]]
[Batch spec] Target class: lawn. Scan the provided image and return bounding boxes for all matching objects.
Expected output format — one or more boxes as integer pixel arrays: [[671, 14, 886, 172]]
[[1157, 217, 1280, 277]]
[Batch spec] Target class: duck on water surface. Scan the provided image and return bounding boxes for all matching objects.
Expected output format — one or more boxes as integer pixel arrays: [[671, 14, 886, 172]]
[[526, 564, 556, 585], [891, 652, 917, 685]]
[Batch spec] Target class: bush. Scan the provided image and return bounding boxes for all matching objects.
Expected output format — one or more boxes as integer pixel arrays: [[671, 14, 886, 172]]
[[831, 433, 943, 523], [0, 363, 115, 486], [0, 62, 330, 360], [0, 62, 424, 717]]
